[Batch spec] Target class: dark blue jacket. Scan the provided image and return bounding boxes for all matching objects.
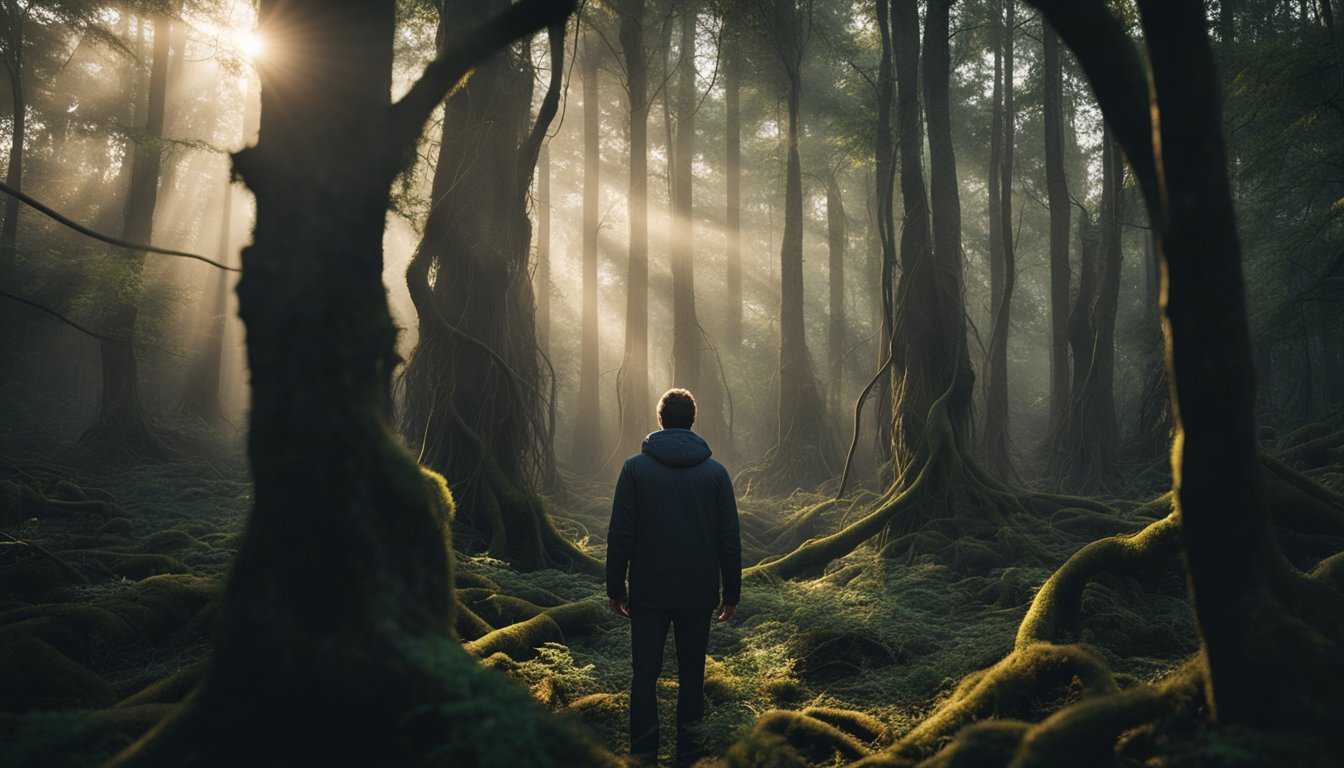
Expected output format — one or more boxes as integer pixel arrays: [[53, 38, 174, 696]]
[[606, 429, 742, 610]]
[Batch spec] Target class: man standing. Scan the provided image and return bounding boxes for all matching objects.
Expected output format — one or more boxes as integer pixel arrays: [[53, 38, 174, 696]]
[[606, 388, 742, 766]]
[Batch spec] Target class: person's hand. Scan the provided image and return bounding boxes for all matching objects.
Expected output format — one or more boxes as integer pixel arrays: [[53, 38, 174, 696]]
[[716, 603, 736, 622], [609, 596, 630, 620]]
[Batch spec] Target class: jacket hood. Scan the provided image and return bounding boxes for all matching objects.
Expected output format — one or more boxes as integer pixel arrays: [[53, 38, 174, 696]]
[[642, 428, 712, 468]]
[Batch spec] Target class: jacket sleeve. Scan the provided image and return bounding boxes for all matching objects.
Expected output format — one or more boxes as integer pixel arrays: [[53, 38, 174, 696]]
[[716, 469, 742, 605], [606, 462, 636, 600]]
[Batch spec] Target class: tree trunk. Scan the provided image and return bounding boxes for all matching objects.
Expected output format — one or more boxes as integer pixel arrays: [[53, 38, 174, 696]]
[[615, 0, 652, 464], [83, 8, 174, 457], [889, 0, 932, 475], [873, 0, 896, 468], [1029, 0, 1344, 735], [826, 170, 847, 418], [671, 1, 702, 415], [754, 0, 837, 492], [1042, 16, 1072, 461], [890, 0, 974, 477], [724, 18, 742, 357], [2, 12, 23, 250], [110, 3, 598, 763], [572, 29, 602, 475], [401, 2, 589, 572], [982, 0, 1015, 480], [536, 144, 551, 355]]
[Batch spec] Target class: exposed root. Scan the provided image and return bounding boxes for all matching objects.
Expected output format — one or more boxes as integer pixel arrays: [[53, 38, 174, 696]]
[[1015, 505, 1179, 647]]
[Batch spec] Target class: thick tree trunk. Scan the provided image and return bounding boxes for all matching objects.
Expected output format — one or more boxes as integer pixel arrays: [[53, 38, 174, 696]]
[[402, 3, 587, 571], [873, 0, 896, 468], [890, 0, 973, 478], [83, 9, 174, 457], [572, 30, 602, 475], [616, 0, 651, 464], [1042, 17, 1072, 459], [889, 0, 932, 475]]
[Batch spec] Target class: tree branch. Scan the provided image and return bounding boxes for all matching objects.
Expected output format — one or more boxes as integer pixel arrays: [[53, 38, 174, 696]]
[[0, 180, 238, 271], [389, 0, 578, 162]]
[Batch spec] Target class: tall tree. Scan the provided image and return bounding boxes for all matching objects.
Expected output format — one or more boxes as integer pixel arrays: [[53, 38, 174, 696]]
[[1028, 0, 1344, 735], [613, 0, 652, 464], [82, 6, 175, 456], [401, 1, 592, 571], [671, 0, 704, 422], [1042, 13, 1071, 462], [826, 169, 846, 417], [1052, 129, 1122, 492], [753, 0, 838, 492], [571, 27, 602, 475], [890, 0, 973, 477], [109, 3, 609, 765], [724, 14, 742, 357], [982, 0, 1016, 480]]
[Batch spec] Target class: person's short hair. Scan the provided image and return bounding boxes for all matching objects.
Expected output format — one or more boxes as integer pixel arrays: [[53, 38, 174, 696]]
[[658, 388, 696, 429]]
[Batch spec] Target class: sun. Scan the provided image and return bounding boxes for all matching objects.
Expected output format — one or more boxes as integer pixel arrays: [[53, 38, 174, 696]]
[[237, 30, 264, 61]]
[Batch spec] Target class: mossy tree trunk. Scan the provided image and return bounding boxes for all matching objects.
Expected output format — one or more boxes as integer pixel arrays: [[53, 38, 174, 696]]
[[1029, 0, 1344, 737], [402, 1, 590, 572], [110, 2, 589, 765]]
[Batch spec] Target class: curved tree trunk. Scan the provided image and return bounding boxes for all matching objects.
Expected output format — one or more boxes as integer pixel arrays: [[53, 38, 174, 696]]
[[401, 3, 592, 572]]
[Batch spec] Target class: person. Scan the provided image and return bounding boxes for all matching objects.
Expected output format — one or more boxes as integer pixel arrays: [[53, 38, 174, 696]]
[[606, 387, 742, 766]]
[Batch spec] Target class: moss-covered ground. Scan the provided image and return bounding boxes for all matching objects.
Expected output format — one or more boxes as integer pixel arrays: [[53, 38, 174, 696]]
[[2, 399, 1341, 766]]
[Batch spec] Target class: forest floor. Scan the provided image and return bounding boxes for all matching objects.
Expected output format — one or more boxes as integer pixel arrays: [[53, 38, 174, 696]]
[[2, 399, 1341, 766]]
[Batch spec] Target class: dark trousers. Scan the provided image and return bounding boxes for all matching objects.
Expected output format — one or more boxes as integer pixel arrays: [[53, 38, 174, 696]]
[[629, 605, 712, 761]]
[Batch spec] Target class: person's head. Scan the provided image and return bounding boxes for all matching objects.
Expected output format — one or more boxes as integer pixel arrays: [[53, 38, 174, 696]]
[[657, 388, 696, 429]]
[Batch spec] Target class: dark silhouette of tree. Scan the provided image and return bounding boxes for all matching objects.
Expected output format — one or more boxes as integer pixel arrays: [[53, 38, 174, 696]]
[[108, 2, 612, 765], [571, 26, 604, 476]]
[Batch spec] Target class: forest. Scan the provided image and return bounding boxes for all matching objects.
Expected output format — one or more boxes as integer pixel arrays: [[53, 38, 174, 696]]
[[1, 0, 1342, 765]]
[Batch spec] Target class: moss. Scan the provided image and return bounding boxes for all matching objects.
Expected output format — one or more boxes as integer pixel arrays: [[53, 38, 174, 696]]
[[65, 550, 190, 581], [99, 518, 135, 538], [116, 661, 208, 707], [0, 557, 84, 603], [787, 628, 900, 684], [800, 706, 890, 746], [0, 636, 119, 712], [734, 709, 874, 765], [468, 593, 547, 627], [920, 720, 1030, 768], [137, 531, 201, 554]]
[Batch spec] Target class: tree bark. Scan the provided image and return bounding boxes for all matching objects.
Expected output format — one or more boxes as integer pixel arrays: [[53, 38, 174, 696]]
[[2, 7, 23, 250], [671, 1, 703, 418], [724, 17, 742, 358]]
